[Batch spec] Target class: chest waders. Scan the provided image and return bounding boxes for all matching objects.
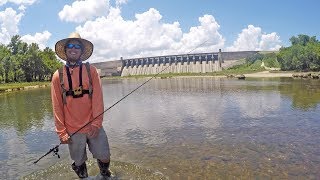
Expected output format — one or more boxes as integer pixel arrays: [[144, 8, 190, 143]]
[[58, 62, 93, 104]]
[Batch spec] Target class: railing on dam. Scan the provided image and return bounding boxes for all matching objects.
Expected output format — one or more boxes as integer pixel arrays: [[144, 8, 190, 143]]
[[121, 49, 223, 76]]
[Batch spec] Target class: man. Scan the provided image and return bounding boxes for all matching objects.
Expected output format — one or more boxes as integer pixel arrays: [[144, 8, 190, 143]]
[[51, 32, 111, 179]]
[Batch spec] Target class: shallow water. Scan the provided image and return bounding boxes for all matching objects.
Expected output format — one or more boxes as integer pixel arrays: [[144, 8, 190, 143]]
[[0, 77, 320, 179]]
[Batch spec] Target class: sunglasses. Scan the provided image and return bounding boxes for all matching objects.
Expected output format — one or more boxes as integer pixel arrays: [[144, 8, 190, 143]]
[[66, 43, 82, 49]]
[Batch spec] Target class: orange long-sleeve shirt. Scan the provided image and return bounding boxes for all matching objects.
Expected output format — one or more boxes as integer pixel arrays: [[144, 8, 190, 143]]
[[51, 64, 104, 141]]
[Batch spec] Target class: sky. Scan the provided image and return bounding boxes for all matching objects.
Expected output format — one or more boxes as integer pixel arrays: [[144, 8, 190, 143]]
[[0, 0, 319, 63]]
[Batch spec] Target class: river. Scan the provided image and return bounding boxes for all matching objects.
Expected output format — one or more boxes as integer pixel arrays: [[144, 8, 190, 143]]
[[0, 77, 320, 179]]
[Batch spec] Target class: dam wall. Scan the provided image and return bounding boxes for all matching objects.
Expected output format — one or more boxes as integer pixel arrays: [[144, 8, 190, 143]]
[[121, 51, 222, 76], [92, 50, 258, 77], [92, 60, 123, 77]]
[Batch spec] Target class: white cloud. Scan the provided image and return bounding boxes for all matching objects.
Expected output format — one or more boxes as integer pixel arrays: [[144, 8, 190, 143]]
[[21, 30, 51, 50], [259, 32, 281, 51], [227, 25, 281, 51], [58, 0, 110, 23], [0, 7, 24, 44], [178, 15, 225, 54], [18, 5, 26, 11], [0, 1, 283, 63], [0, 0, 37, 6], [115, 0, 128, 7], [75, 8, 225, 62]]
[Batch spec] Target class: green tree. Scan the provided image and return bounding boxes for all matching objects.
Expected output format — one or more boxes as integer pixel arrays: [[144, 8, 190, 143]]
[[290, 34, 318, 46], [7, 35, 30, 82], [20, 43, 41, 82], [1, 35, 64, 82], [2, 56, 13, 82], [246, 53, 264, 65], [8, 35, 21, 81], [278, 34, 320, 71], [306, 42, 320, 71], [0, 45, 10, 82], [262, 53, 280, 68], [40, 47, 63, 80]]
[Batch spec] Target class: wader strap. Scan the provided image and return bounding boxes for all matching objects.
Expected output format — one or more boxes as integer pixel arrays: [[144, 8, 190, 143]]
[[58, 67, 67, 104], [84, 62, 93, 98]]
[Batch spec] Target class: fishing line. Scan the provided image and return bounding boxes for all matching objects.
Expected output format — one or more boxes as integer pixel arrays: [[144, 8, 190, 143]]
[[33, 39, 210, 164]]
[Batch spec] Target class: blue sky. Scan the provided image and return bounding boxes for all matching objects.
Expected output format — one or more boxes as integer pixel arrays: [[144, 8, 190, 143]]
[[0, 0, 319, 62]]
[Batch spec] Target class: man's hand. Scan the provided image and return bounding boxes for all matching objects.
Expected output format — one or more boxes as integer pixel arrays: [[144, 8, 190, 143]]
[[60, 137, 72, 144], [87, 125, 99, 138]]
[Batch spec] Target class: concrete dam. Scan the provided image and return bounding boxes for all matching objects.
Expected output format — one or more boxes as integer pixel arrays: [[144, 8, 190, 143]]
[[92, 50, 258, 77]]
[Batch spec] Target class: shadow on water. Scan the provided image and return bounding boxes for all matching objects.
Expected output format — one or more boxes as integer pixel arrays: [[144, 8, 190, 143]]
[[22, 159, 168, 180]]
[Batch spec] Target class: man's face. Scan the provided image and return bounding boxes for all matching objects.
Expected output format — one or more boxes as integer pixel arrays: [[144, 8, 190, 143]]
[[65, 40, 82, 62]]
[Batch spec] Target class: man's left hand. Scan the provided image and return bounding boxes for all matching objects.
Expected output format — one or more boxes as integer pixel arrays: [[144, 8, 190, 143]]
[[87, 125, 99, 138]]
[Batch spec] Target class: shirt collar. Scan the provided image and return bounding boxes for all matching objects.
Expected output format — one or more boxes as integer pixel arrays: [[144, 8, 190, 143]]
[[66, 60, 82, 68]]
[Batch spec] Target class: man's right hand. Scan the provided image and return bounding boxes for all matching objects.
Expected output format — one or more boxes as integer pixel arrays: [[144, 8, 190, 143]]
[[60, 137, 72, 144]]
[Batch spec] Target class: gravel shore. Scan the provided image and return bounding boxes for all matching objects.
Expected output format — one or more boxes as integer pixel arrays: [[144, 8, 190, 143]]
[[244, 71, 293, 77]]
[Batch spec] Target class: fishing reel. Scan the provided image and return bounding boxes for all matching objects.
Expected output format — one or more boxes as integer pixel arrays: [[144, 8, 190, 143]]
[[33, 144, 61, 164], [52, 146, 60, 159]]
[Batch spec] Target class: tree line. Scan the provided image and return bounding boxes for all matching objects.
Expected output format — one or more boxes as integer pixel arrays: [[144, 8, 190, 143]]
[[0, 35, 63, 83], [246, 34, 320, 71], [278, 34, 320, 71]]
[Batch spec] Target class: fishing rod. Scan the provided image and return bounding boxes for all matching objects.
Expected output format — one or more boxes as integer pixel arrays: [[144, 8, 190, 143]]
[[33, 39, 209, 164]]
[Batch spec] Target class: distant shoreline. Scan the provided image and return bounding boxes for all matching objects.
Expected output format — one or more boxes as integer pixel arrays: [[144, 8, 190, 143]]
[[0, 83, 50, 94], [243, 71, 293, 77], [0, 71, 307, 94], [167, 71, 294, 79]]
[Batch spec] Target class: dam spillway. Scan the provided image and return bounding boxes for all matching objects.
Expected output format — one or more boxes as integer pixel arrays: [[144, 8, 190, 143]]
[[121, 50, 222, 76], [92, 50, 259, 77]]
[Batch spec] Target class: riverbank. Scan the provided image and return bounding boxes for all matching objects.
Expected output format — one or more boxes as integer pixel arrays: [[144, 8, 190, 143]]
[[0, 82, 50, 93], [243, 71, 293, 77], [106, 70, 293, 79], [0, 71, 298, 93], [166, 71, 294, 79]]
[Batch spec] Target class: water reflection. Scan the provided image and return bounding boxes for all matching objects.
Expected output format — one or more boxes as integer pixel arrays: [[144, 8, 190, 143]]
[[0, 88, 59, 179], [0, 88, 52, 132], [279, 78, 320, 110], [0, 77, 320, 179], [103, 77, 320, 178]]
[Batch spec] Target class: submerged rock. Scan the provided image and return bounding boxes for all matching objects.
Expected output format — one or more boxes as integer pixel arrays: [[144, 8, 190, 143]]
[[236, 74, 246, 80]]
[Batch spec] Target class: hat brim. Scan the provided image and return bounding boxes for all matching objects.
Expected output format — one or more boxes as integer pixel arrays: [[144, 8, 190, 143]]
[[55, 38, 93, 61]]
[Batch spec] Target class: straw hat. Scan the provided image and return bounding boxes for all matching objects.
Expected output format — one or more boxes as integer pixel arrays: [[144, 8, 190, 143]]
[[55, 32, 93, 61]]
